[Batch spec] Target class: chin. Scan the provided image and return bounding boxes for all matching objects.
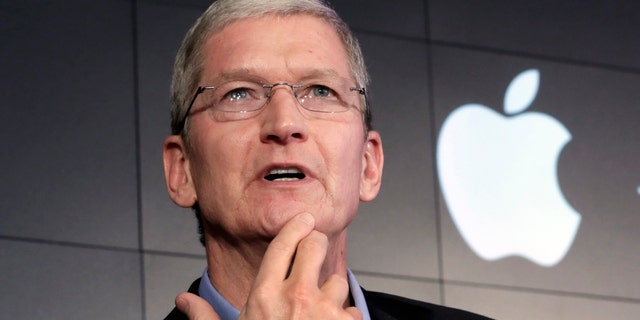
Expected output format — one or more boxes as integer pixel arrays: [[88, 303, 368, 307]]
[[259, 202, 310, 233], [243, 196, 357, 237]]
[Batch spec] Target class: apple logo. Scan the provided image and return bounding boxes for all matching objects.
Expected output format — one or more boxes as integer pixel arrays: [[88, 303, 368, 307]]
[[436, 69, 581, 267]]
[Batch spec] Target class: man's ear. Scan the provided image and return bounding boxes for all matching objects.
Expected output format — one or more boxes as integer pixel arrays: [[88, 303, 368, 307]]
[[163, 135, 197, 208], [360, 130, 384, 202]]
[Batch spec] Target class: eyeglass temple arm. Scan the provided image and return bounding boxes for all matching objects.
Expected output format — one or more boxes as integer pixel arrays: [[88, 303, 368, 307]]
[[177, 86, 207, 133], [350, 87, 365, 95]]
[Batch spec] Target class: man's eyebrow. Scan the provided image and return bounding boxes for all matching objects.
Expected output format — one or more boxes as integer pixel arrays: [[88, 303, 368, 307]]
[[206, 69, 265, 83], [297, 69, 343, 81]]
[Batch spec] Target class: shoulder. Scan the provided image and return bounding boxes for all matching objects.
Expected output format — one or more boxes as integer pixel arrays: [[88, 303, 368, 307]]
[[363, 289, 492, 320]]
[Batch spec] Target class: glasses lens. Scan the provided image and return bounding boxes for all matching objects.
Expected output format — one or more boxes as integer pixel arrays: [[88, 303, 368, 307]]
[[200, 81, 266, 113], [297, 78, 357, 113]]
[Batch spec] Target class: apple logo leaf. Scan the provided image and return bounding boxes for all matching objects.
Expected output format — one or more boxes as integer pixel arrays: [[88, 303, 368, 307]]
[[504, 69, 540, 115]]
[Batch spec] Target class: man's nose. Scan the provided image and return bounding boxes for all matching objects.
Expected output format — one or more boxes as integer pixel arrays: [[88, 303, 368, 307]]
[[259, 86, 309, 144]]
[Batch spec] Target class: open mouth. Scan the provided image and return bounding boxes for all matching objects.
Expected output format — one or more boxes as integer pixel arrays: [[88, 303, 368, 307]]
[[264, 168, 306, 181]]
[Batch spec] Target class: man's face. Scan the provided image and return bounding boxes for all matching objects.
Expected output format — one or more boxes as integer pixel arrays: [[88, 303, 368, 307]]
[[169, 14, 383, 241]]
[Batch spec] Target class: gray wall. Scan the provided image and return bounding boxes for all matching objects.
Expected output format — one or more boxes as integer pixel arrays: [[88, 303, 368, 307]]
[[1, 0, 639, 319]]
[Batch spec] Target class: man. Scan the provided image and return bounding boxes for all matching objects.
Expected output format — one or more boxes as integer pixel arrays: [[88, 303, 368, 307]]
[[163, 0, 490, 319]]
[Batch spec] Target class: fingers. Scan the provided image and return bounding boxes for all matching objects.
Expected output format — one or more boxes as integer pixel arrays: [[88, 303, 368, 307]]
[[255, 212, 315, 283], [288, 230, 328, 286], [175, 292, 221, 320], [242, 212, 360, 319]]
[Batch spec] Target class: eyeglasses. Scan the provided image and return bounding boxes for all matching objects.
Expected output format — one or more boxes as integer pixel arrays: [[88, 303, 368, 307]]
[[176, 76, 366, 133]]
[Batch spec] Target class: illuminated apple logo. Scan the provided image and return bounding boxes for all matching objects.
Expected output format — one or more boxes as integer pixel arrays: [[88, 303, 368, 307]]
[[436, 69, 581, 267]]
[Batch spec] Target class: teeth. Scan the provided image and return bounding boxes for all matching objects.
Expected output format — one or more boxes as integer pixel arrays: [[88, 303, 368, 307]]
[[273, 177, 299, 181], [265, 167, 305, 181], [269, 168, 302, 175]]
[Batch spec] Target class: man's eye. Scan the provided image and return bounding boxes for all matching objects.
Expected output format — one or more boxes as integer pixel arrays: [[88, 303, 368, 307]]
[[225, 88, 249, 101], [311, 85, 333, 97]]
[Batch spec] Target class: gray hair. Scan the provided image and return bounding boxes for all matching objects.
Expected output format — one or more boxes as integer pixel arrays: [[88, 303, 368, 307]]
[[169, 0, 371, 139]]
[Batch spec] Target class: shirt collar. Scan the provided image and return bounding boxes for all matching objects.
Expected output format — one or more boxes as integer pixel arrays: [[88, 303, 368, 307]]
[[198, 267, 371, 320]]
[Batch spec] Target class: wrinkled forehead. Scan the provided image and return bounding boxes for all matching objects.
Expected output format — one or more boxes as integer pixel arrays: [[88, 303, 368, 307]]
[[200, 14, 352, 82]]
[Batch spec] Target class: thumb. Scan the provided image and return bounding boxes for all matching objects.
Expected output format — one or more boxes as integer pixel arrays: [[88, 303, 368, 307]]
[[175, 292, 221, 320]]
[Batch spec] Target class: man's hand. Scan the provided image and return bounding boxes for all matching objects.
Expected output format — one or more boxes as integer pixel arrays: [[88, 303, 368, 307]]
[[240, 212, 362, 319], [175, 213, 362, 319]]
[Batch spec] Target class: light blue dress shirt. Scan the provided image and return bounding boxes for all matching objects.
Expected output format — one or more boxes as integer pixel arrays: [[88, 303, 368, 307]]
[[198, 267, 371, 320]]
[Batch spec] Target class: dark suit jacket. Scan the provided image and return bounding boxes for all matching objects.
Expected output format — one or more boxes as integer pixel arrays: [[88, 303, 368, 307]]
[[164, 278, 492, 320]]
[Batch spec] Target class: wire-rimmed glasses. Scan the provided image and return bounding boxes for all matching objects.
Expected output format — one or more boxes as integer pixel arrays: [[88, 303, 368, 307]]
[[176, 76, 366, 133]]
